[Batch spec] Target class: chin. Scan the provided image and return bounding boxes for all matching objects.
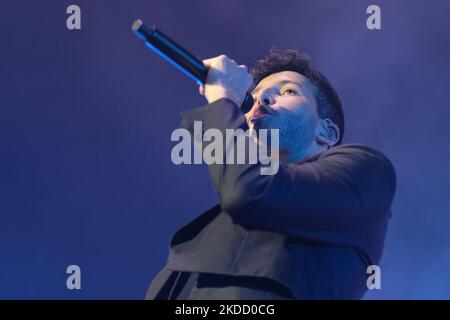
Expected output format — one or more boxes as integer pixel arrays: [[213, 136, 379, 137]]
[[253, 119, 275, 131]]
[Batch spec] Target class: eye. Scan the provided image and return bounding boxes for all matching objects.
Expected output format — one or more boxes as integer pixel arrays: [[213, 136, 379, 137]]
[[281, 88, 297, 95]]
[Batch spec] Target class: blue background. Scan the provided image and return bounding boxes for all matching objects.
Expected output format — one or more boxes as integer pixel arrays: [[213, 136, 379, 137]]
[[1, 0, 449, 299]]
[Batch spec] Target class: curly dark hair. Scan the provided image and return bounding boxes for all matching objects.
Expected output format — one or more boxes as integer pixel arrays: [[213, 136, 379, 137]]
[[250, 49, 345, 145]]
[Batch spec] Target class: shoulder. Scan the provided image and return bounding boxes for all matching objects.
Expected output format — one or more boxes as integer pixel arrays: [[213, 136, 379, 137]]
[[314, 143, 396, 194], [319, 143, 395, 174], [317, 143, 397, 214]]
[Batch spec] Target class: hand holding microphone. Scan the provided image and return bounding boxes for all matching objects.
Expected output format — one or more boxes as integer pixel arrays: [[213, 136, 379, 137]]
[[199, 55, 253, 107]]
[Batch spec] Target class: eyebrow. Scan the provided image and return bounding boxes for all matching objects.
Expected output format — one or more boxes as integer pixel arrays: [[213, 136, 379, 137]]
[[252, 79, 303, 96]]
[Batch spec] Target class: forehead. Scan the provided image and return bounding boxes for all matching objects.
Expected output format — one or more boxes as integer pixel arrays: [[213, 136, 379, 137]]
[[252, 70, 315, 94]]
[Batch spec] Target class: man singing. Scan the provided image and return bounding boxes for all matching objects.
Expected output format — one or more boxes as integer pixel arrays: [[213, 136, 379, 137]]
[[145, 49, 396, 300]]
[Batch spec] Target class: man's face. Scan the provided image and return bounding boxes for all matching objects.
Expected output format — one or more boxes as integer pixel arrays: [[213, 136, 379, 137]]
[[245, 71, 320, 152]]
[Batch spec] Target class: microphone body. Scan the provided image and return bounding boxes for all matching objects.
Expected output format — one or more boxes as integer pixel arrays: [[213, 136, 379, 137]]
[[132, 19, 254, 112]]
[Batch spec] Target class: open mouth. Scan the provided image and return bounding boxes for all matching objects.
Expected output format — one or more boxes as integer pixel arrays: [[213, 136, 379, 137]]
[[251, 104, 274, 122]]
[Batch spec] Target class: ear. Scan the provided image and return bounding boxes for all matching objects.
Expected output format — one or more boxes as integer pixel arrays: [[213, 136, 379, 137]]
[[316, 118, 340, 149]]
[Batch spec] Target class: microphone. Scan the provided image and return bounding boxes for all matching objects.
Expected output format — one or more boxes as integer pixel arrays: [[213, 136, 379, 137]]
[[131, 19, 254, 112]]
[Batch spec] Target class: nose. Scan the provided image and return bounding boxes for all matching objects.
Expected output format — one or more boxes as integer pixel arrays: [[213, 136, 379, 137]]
[[256, 89, 275, 106]]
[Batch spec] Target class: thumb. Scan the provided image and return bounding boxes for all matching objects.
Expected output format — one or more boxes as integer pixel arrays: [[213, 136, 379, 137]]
[[202, 58, 213, 68]]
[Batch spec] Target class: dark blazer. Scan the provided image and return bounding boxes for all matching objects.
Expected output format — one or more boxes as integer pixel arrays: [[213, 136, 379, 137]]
[[146, 98, 396, 299]]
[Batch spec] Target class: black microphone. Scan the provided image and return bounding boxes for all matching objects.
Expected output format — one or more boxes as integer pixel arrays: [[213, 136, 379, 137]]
[[131, 19, 254, 112]]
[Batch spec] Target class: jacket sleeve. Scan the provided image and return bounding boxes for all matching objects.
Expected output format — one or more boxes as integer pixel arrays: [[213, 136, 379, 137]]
[[180, 98, 397, 247]]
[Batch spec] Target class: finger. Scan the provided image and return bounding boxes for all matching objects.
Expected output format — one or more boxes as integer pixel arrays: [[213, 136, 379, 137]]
[[203, 54, 226, 67], [198, 86, 205, 95], [202, 58, 214, 68]]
